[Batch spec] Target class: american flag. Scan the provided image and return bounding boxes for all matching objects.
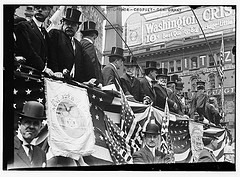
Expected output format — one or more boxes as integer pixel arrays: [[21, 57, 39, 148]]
[[160, 98, 175, 163], [119, 88, 142, 154]]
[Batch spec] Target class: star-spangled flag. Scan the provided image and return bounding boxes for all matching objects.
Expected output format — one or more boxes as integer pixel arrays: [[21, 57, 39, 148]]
[[160, 98, 175, 163], [219, 33, 224, 79]]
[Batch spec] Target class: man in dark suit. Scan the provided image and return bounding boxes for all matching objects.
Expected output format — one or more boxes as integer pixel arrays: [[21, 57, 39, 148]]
[[198, 134, 219, 162], [8, 101, 47, 169], [190, 80, 209, 121], [102, 47, 125, 91], [14, 5, 54, 76], [154, 68, 177, 111], [132, 120, 170, 164], [80, 20, 103, 87], [120, 56, 145, 102], [49, 8, 93, 83], [140, 61, 158, 105]]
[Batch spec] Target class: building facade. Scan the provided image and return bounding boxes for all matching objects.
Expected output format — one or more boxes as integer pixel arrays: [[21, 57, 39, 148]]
[[124, 6, 235, 138]]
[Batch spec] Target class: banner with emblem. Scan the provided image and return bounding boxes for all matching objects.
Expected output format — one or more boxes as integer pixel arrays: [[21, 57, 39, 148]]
[[189, 121, 204, 162], [44, 78, 95, 160]]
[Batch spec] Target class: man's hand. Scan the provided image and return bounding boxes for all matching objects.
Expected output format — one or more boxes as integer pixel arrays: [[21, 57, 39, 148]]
[[143, 96, 152, 105], [44, 67, 54, 76], [53, 72, 64, 78]]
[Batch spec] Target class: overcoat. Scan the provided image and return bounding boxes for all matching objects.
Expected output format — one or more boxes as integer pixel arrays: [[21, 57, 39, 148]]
[[102, 64, 122, 90], [140, 77, 156, 104]]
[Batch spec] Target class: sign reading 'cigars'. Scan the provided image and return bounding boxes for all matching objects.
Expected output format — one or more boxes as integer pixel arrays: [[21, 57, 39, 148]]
[[126, 6, 235, 47]]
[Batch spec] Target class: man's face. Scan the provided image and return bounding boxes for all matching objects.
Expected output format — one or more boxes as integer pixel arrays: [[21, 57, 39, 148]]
[[175, 89, 183, 96], [34, 6, 51, 22], [157, 76, 167, 87], [19, 117, 42, 143], [211, 139, 219, 150], [125, 66, 137, 77], [62, 20, 79, 37], [149, 70, 157, 80], [115, 59, 123, 69], [145, 133, 159, 148]]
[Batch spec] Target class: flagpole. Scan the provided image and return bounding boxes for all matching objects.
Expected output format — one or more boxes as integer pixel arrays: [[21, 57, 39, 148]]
[[220, 33, 225, 122]]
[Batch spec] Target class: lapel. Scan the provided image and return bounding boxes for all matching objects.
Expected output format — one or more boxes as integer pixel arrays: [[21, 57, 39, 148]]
[[14, 136, 31, 167], [110, 64, 121, 84], [64, 34, 75, 56], [144, 77, 155, 95], [144, 146, 155, 163], [30, 20, 46, 47]]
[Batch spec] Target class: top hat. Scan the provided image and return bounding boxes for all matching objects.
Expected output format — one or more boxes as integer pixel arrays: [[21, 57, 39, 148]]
[[143, 121, 160, 135], [109, 47, 125, 61], [80, 21, 98, 36], [167, 74, 179, 84], [145, 61, 158, 72], [156, 68, 168, 78], [175, 82, 184, 90], [124, 56, 138, 66], [18, 101, 46, 120], [62, 8, 82, 24]]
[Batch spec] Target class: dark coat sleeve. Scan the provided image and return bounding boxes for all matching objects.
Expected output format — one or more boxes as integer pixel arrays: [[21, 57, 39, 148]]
[[14, 21, 45, 70], [102, 66, 115, 86], [48, 29, 60, 72], [132, 151, 146, 164]]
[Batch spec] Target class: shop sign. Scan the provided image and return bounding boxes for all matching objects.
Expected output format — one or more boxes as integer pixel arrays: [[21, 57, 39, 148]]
[[207, 87, 235, 96]]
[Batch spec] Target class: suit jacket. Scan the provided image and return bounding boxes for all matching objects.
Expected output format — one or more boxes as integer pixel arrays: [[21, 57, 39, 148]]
[[168, 90, 184, 115], [140, 77, 156, 104], [132, 146, 165, 164], [120, 73, 145, 102], [102, 63, 122, 91], [14, 19, 50, 71], [190, 92, 208, 119], [154, 84, 175, 110], [8, 136, 46, 169], [198, 148, 217, 162], [48, 29, 88, 83], [80, 38, 103, 85]]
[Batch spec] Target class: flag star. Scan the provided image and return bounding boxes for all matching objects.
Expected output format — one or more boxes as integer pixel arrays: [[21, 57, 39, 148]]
[[95, 114, 99, 120], [99, 97, 103, 102], [37, 98, 43, 103], [23, 101, 27, 105], [25, 89, 32, 95], [29, 70, 33, 75], [92, 94, 96, 99], [39, 87, 44, 92], [13, 103, 16, 109], [16, 65, 21, 72], [13, 88, 18, 95], [99, 135, 104, 141]]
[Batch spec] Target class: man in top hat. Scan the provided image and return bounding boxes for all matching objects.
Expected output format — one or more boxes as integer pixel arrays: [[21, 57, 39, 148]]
[[14, 5, 54, 76], [140, 61, 158, 105], [190, 80, 209, 122], [197, 134, 219, 162], [49, 8, 94, 83], [132, 120, 171, 164], [154, 68, 178, 112], [80, 20, 103, 87], [174, 81, 188, 115], [8, 101, 47, 169], [102, 47, 125, 91], [120, 56, 145, 102]]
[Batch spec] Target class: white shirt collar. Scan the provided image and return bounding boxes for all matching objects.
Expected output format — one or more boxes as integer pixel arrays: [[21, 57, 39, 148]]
[[32, 16, 43, 28], [146, 145, 156, 157], [83, 37, 93, 44]]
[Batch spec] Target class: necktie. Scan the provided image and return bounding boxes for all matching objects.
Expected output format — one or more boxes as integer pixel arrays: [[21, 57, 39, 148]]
[[40, 25, 46, 39], [70, 38, 75, 78], [25, 144, 33, 163]]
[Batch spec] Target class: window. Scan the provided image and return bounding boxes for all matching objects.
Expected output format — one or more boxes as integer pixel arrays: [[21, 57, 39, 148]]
[[191, 57, 198, 69], [169, 61, 174, 73], [209, 54, 215, 66], [176, 60, 182, 71]]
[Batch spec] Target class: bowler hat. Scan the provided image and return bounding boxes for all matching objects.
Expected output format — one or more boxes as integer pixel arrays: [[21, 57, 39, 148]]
[[156, 68, 168, 78], [145, 61, 158, 73], [124, 56, 138, 66], [81, 21, 98, 36], [167, 74, 179, 84], [62, 8, 82, 24], [143, 121, 160, 135], [109, 47, 125, 61], [175, 82, 184, 90], [18, 101, 46, 120]]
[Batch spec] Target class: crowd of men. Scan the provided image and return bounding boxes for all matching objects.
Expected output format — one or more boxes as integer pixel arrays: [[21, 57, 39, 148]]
[[10, 5, 227, 168]]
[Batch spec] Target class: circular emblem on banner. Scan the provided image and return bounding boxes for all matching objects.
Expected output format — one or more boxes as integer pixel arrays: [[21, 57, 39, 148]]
[[56, 100, 87, 138], [130, 30, 138, 41]]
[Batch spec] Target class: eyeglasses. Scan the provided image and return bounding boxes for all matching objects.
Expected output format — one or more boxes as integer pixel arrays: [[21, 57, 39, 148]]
[[63, 20, 79, 27], [34, 6, 50, 11]]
